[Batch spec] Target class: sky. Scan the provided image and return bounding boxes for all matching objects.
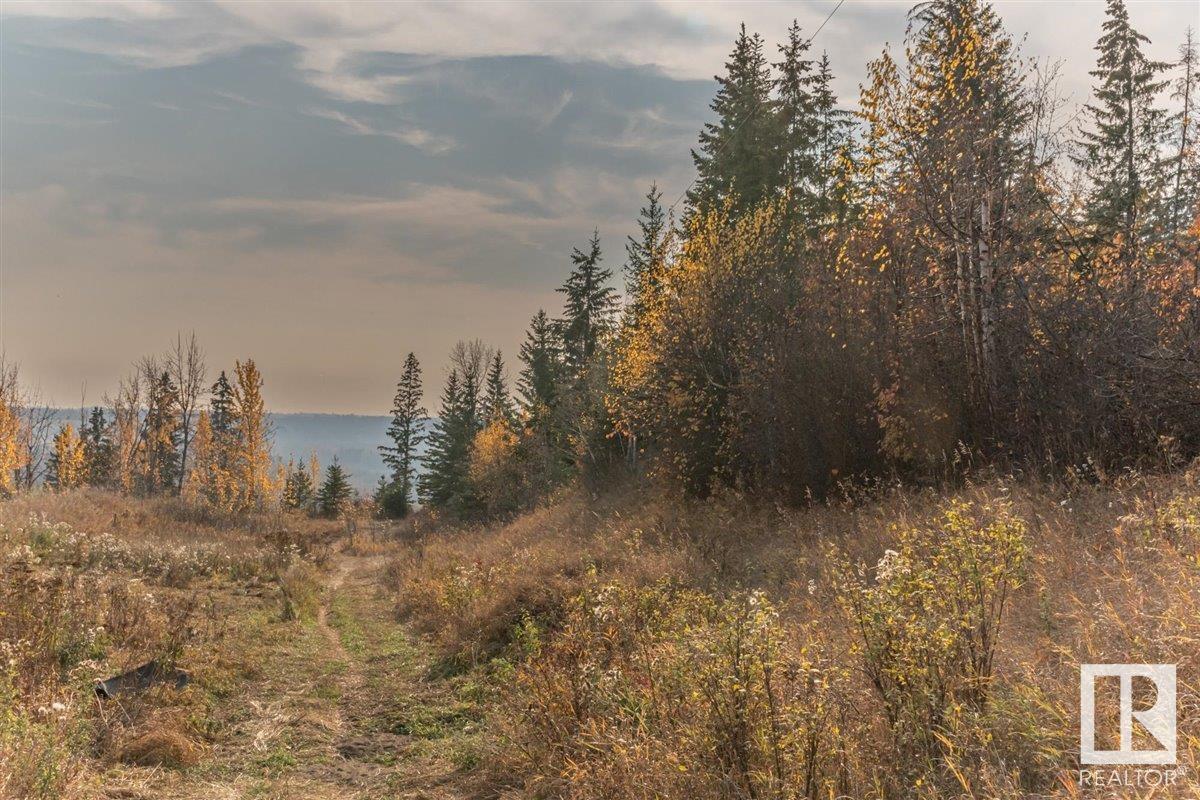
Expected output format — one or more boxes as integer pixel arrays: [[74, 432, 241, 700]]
[[1, 0, 1196, 414]]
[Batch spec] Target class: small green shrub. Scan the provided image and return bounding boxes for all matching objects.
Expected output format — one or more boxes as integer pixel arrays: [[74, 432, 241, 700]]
[[833, 499, 1029, 776]]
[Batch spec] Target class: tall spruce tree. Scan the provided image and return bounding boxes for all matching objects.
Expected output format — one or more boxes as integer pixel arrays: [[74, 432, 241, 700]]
[[143, 371, 181, 493], [379, 352, 426, 517], [518, 310, 562, 419], [209, 370, 236, 468], [811, 52, 856, 225], [482, 351, 513, 425], [284, 460, 315, 512], [317, 459, 353, 518], [418, 370, 476, 514], [1168, 28, 1199, 235], [81, 406, 114, 487], [1076, 0, 1170, 259], [688, 24, 780, 217], [623, 185, 669, 327], [774, 21, 819, 216], [558, 231, 618, 384]]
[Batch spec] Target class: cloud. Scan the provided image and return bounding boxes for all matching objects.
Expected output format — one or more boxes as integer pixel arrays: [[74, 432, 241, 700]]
[[302, 107, 456, 153], [536, 90, 574, 131], [0, 2, 850, 99], [5, 1, 1191, 122], [3, 0, 1194, 414], [0, 183, 562, 414]]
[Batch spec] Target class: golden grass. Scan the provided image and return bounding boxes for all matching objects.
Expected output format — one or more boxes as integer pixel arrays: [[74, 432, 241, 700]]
[[385, 466, 1200, 798], [5, 473, 1198, 798], [386, 489, 705, 662], [0, 488, 333, 800], [112, 721, 204, 769]]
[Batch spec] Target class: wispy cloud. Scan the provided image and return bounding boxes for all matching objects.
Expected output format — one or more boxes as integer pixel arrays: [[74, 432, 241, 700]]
[[211, 89, 260, 107], [2, 0, 1194, 414], [536, 90, 573, 131], [302, 107, 456, 154], [4, 0, 1190, 117]]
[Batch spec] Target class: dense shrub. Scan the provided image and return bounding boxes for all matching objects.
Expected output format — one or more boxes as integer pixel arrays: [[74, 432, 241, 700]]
[[507, 582, 858, 800], [833, 499, 1029, 776]]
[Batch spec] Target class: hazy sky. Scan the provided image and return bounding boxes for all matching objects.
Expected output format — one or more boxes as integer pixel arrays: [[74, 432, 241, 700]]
[[1, 0, 1195, 413]]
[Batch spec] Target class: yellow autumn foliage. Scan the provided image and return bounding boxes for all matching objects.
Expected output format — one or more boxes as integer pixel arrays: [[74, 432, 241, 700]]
[[0, 389, 25, 496], [50, 423, 86, 490], [469, 418, 523, 516], [184, 362, 281, 514], [184, 410, 238, 511], [233, 359, 276, 509]]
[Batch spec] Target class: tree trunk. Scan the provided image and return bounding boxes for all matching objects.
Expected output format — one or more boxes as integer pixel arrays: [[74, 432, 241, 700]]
[[978, 192, 998, 421]]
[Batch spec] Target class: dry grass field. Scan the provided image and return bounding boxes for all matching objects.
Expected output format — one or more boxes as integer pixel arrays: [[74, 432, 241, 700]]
[[3, 467, 1198, 799], [0, 489, 486, 800], [387, 467, 1200, 798]]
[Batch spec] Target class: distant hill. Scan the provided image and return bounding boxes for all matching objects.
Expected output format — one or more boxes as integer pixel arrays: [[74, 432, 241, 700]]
[[270, 413, 389, 490], [272, 412, 430, 491], [48, 409, 425, 492]]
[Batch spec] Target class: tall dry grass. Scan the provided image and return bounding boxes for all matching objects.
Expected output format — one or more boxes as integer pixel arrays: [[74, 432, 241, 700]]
[[0, 488, 333, 799], [386, 467, 1200, 798]]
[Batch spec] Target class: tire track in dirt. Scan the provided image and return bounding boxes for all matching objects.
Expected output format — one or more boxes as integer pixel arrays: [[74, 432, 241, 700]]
[[116, 549, 470, 800], [315, 556, 358, 740], [310, 553, 403, 793]]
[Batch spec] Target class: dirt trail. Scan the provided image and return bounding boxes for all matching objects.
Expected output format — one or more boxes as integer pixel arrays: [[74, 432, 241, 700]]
[[106, 548, 481, 800], [315, 558, 352, 656], [314, 557, 357, 742]]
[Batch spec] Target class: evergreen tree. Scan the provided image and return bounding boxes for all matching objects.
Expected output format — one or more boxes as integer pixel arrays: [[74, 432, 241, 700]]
[[317, 458, 353, 518], [373, 474, 391, 514], [517, 310, 562, 419], [558, 231, 618, 383], [1168, 27, 1199, 235], [284, 460, 315, 512], [378, 352, 426, 518], [142, 371, 181, 493], [688, 24, 780, 216], [810, 52, 857, 225], [209, 370, 236, 469], [418, 370, 475, 513], [774, 21, 819, 212], [210, 371, 235, 439], [773, 26, 855, 233], [482, 351, 513, 425], [623, 184, 669, 326], [1076, 0, 1171, 259], [81, 406, 114, 487]]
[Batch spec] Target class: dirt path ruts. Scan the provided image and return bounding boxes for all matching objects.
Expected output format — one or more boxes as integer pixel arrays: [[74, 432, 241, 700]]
[[315, 557, 358, 740], [101, 548, 477, 800]]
